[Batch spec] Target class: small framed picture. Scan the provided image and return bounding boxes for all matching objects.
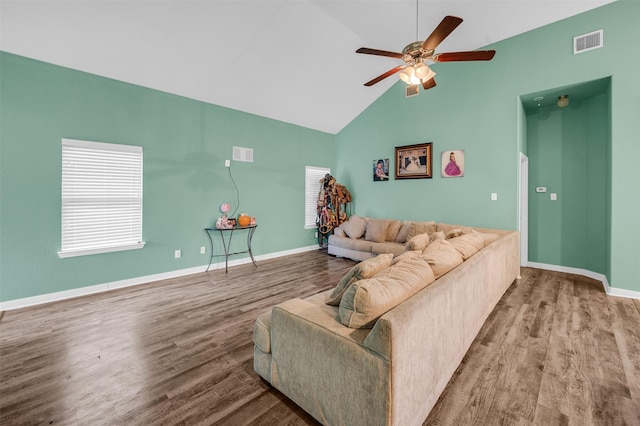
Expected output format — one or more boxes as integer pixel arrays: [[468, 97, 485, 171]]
[[395, 143, 433, 179], [441, 150, 465, 177], [373, 159, 390, 181]]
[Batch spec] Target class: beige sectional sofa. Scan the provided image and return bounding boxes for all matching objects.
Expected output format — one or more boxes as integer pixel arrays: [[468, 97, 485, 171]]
[[253, 219, 520, 426]]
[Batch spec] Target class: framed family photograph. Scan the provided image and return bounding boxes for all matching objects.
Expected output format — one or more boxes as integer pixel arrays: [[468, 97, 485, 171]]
[[395, 143, 433, 179], [373, 158, 390, 181]]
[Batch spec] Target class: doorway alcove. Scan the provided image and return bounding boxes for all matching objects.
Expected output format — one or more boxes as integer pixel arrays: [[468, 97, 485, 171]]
[[520, 77, 611, 275]]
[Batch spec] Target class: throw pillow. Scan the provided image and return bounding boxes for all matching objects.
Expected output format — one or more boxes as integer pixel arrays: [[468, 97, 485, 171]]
[[407, 221, 437, 240], [445, 228, 464, 239], [338, 257, 436, 328], [326, 253, 394, 305], [340, 215, 367, 239], [437, 223, 473, 235], [405, 232, 430, 251], [364, 220, 390, 243], [430, 231, 445, 241]]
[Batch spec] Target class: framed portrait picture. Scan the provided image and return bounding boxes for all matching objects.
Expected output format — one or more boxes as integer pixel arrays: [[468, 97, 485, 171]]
[[395, 143, 433, 179], [373, 158, 390, 181], [441, 150, 465, 177]]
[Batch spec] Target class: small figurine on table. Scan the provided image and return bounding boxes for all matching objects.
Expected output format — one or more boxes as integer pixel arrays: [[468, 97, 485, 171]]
[[216, 203, 234, 229]]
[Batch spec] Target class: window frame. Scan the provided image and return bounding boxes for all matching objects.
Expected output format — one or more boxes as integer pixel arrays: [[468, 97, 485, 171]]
[[58, 138, 145, 258]]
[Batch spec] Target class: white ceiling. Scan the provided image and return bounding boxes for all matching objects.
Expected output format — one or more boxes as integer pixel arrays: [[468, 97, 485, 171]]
[[0, 0, 616, 134]]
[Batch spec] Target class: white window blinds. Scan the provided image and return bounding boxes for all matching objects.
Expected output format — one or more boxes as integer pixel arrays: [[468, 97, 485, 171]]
[[59, 138, 145, 258], [304, 166, 330, 229]]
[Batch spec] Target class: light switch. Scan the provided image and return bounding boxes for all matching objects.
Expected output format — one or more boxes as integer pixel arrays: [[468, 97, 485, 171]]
[[550, 193, 557, 201], [491, 193, 498, 201]]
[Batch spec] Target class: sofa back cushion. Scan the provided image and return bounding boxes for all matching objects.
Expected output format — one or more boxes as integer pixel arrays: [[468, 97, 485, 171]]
[[446, 231, 486, 260], [340, 215, 368, 239], [326, 253, 394, 306], [385, 220, 402, 241], [364, 219, 390, 243], [394, 221, 413, 243], [338, 257, 435, 328], [421, 239, 464, 278], [407, 221, 437, 240]]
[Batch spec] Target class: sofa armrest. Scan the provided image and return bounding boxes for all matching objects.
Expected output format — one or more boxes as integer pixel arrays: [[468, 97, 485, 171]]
[[269, 298, 390, 426]]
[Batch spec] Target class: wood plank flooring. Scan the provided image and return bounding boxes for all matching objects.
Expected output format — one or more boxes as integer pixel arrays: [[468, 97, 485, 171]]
[[1, 251, 639, 425]]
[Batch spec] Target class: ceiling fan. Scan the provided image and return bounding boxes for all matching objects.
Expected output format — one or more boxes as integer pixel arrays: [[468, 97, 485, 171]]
[[356, 15, 496, 91]]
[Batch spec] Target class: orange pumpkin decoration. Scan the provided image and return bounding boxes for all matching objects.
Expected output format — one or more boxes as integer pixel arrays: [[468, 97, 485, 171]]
[[237, 214, 251, 227]]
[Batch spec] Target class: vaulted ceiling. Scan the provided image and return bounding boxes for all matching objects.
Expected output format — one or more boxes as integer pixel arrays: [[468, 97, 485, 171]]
[[0, 1, 616, 134]]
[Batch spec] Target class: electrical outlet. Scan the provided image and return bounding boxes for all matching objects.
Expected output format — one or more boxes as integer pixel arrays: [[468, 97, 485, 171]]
[[315, 231, 318, 238], [491, 193, 498, 201], [225, 159, 230, 167], [174, 249, 181, 259], [200, 246, 206, 254]]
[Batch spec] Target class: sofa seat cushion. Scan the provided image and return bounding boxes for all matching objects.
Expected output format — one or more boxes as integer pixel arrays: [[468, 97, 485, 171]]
[[253, 311, 273, 353], [340, 215, 368, 239], [326, 253, 394, 305], [371, 241, 406, 256], [328, 235, 375, 252], [338, 257, 435, 328], [421, 239, 464, 278]]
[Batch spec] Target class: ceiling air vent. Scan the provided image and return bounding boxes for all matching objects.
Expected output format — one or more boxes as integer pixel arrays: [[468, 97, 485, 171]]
[[233, 146, 254, 162], [573, 29, 603, 54], [405, 84, 419, 98]]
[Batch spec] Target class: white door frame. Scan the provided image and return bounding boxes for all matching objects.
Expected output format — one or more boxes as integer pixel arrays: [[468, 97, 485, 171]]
[[519, 153, 529, 267]]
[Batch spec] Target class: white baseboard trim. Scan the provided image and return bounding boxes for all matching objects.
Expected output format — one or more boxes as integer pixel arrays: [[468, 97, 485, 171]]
[[0, 245, 322, 311], [526, 262, 640, 300]]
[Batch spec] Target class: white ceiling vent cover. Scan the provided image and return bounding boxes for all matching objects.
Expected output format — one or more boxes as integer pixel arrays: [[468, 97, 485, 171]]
[[233, 146, 254, 162], [574, 29, 603, 54]]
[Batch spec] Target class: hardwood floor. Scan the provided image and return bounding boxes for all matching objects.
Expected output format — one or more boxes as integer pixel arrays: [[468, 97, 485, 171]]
[[1, 251, 639, 425]]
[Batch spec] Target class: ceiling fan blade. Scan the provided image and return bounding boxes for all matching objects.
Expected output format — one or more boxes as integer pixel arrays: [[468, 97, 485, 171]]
[[364, 65, 405, 86], [356, 47, 404, 59], [433, 50, 496, 62], [422, 16, 463, 51], [422, 77, 436, 91]]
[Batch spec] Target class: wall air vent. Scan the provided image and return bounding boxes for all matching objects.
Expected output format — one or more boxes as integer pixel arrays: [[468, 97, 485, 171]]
[[573, 29, 603, 54], [233, 146, 254, 162]]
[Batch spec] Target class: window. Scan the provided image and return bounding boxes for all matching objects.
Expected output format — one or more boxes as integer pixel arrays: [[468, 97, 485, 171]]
[[304, 166, 330, 229], [59, 138, 144, 258]]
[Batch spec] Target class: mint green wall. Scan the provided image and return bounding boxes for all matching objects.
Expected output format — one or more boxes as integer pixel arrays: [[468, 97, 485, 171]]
[[0, 52, 334, 302], [336, 1, 640, 292], [527, 92, 609, 273]]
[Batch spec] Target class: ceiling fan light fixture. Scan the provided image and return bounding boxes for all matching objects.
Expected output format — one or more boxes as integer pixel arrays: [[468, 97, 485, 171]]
[[557, 95, 569, 108], [399, 65, 415, 84], [414, 62, 428, 79], [418, 66, 436, 83]]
